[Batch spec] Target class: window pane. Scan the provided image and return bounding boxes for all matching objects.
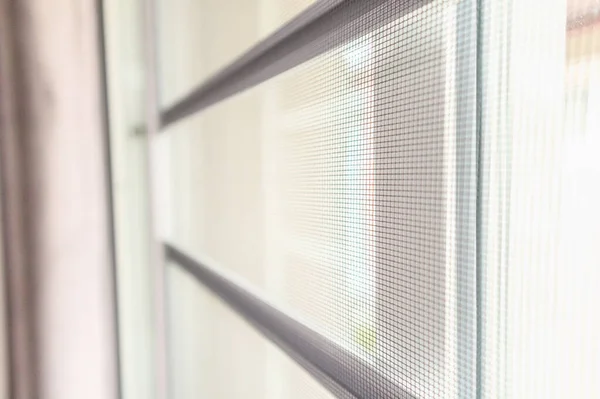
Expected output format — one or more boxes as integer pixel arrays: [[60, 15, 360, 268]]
[[158, 1, 477, 397], [156, 0, 316, 105], [167, 263, 340, 399]]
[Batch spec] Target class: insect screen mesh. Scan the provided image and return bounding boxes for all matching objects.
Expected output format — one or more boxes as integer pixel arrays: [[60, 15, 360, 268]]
[[156, 0, 600, 397]]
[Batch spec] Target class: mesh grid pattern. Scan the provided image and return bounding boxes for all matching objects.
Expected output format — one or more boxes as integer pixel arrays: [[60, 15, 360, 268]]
[[157, 0, 325, 105], [157, 0, 600, 397], [167, 263, 341, 399], [160, 1, 477, 398]]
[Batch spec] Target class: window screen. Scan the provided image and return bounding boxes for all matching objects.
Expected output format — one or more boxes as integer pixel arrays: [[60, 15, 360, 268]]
[[167, 262, 347, 399], [157, 0, 320, 105], [147, 0, 600, 398]]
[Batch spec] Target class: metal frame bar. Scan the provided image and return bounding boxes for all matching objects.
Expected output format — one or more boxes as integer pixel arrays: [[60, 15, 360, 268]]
[[159, 0, 431, 128], [142, 0, 169, 397], [165, 243, 417, 399], [96, 0, 124, 396], [455, 0, 480, 398]]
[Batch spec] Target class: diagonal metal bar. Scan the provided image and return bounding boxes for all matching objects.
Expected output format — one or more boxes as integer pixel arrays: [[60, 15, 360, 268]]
[[159, 0, 430, 128], [165, 243, 417, 399]]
